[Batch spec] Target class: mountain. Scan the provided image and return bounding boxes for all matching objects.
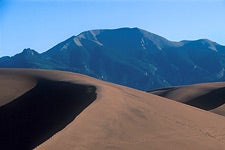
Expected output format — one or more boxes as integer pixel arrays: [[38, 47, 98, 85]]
[[1, 27, 225, 90]]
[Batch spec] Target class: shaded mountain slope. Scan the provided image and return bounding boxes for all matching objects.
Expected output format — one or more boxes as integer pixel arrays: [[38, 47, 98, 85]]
[[150, 82, 225, 116], [0, 69, 225, 149]]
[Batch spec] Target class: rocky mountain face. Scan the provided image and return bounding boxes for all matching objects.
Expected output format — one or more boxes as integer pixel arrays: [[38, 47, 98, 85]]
[[1, 28, 225, 90]]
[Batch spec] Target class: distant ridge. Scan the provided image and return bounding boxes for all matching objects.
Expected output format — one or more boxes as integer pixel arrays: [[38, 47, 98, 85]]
[[1, 27, 225, 90]]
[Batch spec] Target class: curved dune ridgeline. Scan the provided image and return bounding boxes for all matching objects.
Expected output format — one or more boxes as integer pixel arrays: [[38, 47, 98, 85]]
[[1, 69, 225, 150], [0, 70, 96, 149], [150, 82, 225, 116]]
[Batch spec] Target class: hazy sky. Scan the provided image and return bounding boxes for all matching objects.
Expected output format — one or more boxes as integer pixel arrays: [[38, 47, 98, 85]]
[[0, 0, 225, 56]]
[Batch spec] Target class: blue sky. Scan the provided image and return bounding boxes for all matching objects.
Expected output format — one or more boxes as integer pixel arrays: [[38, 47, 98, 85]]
[[0, 0, 225, 56]]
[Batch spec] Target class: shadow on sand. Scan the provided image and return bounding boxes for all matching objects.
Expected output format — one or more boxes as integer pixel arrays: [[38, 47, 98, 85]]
[[186, 87, 225, 110], [0, 79, 97, 149]]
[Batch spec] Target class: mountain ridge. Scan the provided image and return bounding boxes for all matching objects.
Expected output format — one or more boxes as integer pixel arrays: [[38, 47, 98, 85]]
[[1, 27, 225, 90]]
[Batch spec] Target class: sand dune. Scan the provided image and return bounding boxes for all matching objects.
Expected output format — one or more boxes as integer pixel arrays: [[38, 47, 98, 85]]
[[150, 82, 225, 116], [0, 69, 96, 149], [0, 69, 225, 150]]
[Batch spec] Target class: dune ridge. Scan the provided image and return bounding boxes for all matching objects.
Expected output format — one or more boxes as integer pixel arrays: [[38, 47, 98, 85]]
[[0, 69, 225, 150], [150, 82, 225, 116]]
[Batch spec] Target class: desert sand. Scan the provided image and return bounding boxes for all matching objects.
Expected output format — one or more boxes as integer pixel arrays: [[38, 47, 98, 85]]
[[0, 69, 225, 150], [150, 82, 225, 116]]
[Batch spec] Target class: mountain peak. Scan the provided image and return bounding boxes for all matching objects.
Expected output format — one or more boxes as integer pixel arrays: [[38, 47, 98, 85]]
[[21, 48, 39, 56], [181, 39, 218, 51], [73, 27, 181, 50], [17, 48, 39, 56]]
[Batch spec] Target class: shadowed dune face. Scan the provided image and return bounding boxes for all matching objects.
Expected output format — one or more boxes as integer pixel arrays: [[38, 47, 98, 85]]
[[186, 87, 225, 110], [0, 77, 96, 149], [150, 82, 225, 116]]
